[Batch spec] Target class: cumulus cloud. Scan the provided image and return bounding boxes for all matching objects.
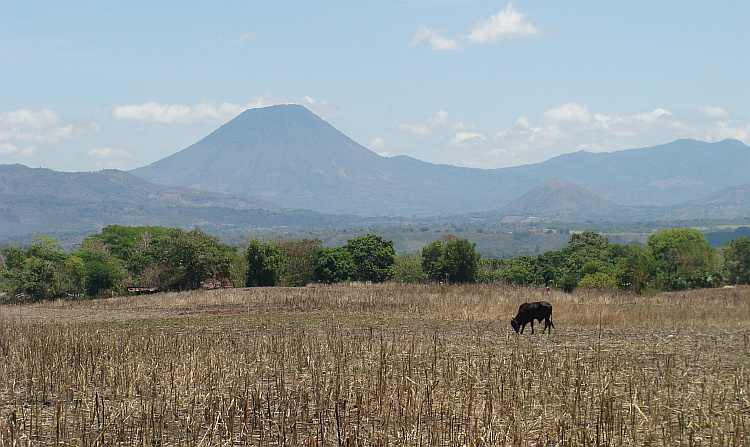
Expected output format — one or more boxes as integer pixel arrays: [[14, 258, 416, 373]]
[[450, 132, 487, 147], [19, 146, 40, 156], [0, 142, 41, 157], [0, 142, 18, 155], [466, 3, 539, 44], [508, 104, 675, 147], [398, 110, 451, 136], [397, 123, 433, 136], [112, 95, 326, 125], [411, 26, 462, 51], [701, 120, 750, 142], [542, 102, 591, 124], [396, 103, 750, 169], [515, 116, 532, 129], [398, 109, 457, 137], [483, 104, 750, 167], [0, 109, 76, 143], [112, 102, 246, 124], [699, 105, 729, 119], [399, 110, 489, 154], [412, 3, 540, 51], [86, 148, 132, 160]]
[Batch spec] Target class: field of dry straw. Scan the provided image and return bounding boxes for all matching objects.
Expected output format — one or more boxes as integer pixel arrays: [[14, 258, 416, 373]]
[[1, 283, 749, 446]]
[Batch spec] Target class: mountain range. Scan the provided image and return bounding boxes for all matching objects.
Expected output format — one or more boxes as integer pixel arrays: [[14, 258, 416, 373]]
[[132, 104, 750, 216], [1, 104, 749, 243]]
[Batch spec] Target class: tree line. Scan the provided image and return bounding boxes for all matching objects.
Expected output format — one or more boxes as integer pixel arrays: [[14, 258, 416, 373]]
[[1, 225, 749, 302]]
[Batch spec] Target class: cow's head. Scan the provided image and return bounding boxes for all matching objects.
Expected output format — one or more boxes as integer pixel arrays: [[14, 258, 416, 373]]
[[510, 318, 520, 333]]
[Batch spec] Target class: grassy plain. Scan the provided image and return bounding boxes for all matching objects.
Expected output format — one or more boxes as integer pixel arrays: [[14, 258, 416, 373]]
[[0, 283, 749, 446]]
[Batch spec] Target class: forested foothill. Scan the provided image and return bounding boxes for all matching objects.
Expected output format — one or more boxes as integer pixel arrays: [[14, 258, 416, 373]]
[[1, 223, 749, 303]]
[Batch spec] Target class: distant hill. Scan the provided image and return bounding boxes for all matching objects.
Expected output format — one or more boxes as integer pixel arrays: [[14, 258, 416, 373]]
[[466, 179, 750, 223], [132, 105, 750, 216], [0, 164, 357, 238], [664, 183, 750, 220], [520, 139, 750, 206], [499, 178, 624, 220]]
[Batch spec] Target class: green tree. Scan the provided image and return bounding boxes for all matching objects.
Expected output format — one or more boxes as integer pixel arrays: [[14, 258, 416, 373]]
[[578, 272, 619, 290], [83, 225, 177, 290], [150, 228, 238, 290], [723, 237, 750, 285], [344, 234, 396, 283], [421, 240, 446, 282], [62, 255, 86, 296], [314, 247, 357, 284], [392, 253, 426, 283], [648, 228, 715, 290], [246, 239, 283, 287], [615, 245, 655, 295], [443, 238, 480, 283], [500, 256, 542, 286], [0, 234, 71, 301], [421, 237, 479, 284], [76, 249, 123, 297], [84, 225, 168, 262], [477, 258, 504, 284], [541, 232, 636, 292], [275, 238, 322, 286]]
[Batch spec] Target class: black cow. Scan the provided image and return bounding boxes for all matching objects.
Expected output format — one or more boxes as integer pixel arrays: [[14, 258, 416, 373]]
[[510, 301, 554, 334]]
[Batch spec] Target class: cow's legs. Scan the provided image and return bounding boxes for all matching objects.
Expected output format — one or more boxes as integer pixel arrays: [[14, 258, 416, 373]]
[[530, 320, 534, 334], [544, 318, 554, 333]]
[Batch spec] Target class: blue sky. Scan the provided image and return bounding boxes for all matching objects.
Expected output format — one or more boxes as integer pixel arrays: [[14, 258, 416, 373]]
[[2, 1, 749, 172]]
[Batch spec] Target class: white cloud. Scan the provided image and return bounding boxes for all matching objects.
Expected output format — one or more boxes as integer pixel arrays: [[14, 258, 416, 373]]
[[86, 148, 132, 160], [411, 26, 462, 51], [412, 3, 539, 51], [699, 105, 729, 119], [515, 116, 532, 129], [542, 102, 591, 124], [634, 108, 671, 123], [428, 109, 450, 128], [112, 95, 327, 125], [0, 142, 18, 155], [702, 120, 750, 142], [398, 110, 454, 136], [2, 109, 61, 129], [482, 104, 750, 168], [368, 137, 385, 150], [19, 146, 40, 157], [398, 104, 750, 169], [466, 3, 539, 44], [0, 141, 40, 157], [0, 109, 76, 143], [112, 102, 246, 124], [397, 123, 433, 136], [450, 132, 487, 146]]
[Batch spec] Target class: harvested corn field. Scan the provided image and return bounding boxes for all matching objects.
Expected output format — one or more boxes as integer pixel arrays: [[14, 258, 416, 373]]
[[0, 283, 749, 445]]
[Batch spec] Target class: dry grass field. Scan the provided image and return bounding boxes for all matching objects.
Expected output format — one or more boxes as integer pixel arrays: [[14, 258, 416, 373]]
[[0, 283, 749, 446]]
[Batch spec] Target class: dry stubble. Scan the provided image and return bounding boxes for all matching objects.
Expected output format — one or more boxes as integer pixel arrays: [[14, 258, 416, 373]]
[[0, 283, 749, 446]]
